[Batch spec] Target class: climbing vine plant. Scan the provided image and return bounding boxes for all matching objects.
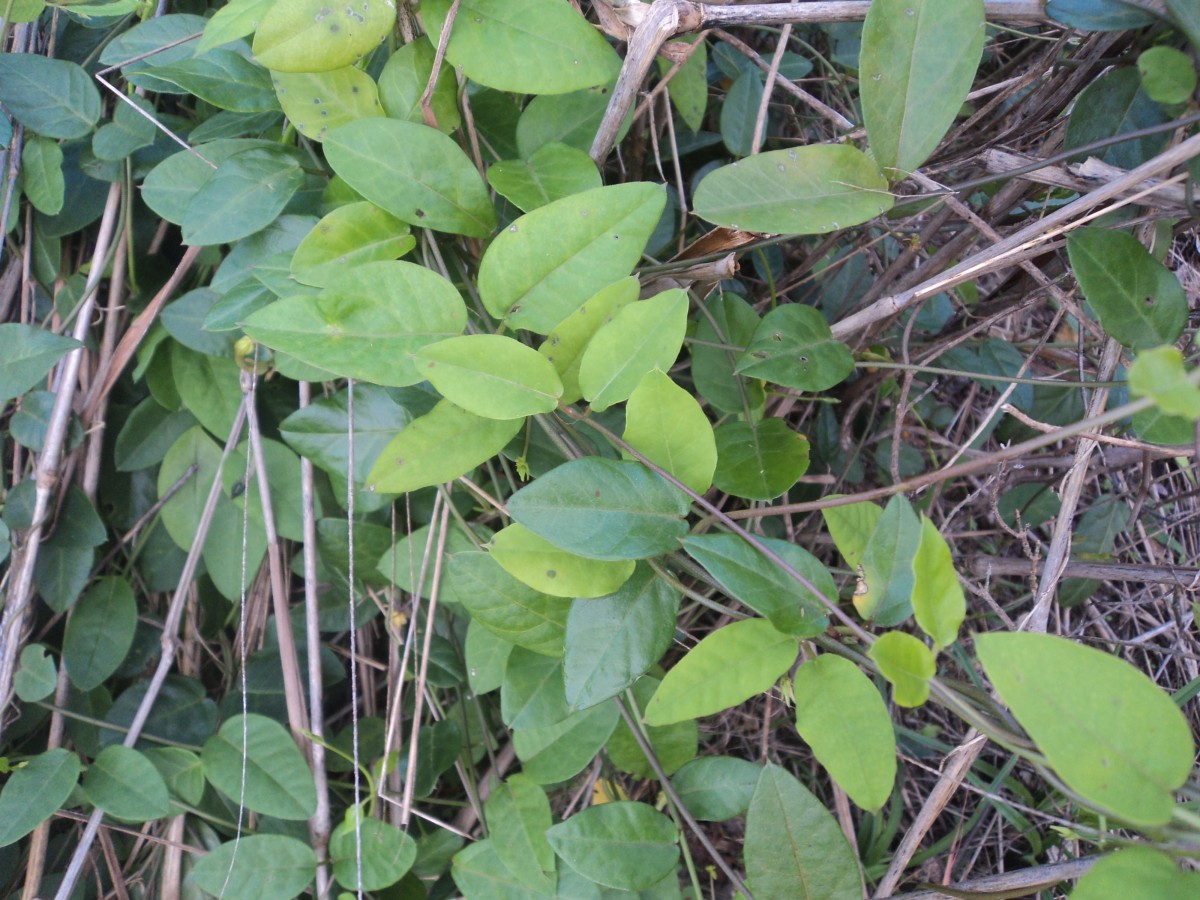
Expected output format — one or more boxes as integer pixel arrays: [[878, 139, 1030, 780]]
[[2, 0, 1200, 897]]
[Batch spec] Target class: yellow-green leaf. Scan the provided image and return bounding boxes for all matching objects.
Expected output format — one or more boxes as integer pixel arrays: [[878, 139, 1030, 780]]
[[868, 631, 934, 708], [413, 334, 563, 420], [911, 515, 965, 649], [538, 277, 638, 404], [622, 369, 716, 494], [490, 523, 634, 598], [252, 0, 394, 72]]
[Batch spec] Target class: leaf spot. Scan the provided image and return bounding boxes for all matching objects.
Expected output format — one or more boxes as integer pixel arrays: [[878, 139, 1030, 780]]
[[546, 569, 557, 578], [415, 208, 426, 218], [509, 224, 518, 232]]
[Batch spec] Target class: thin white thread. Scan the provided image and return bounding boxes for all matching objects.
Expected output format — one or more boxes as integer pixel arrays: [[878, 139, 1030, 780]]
[[346, 378, 364, 898], [219, 370, 256, 898]]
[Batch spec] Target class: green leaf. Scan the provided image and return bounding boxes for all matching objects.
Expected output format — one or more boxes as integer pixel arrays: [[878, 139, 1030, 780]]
[[563, 563, 679, 709], [607, 675, 698, 778], [244, 261, 467, 386], [324, 118, 495, 237], [150, 49, 278, 112], [793, 655, 895, 811], [484, 777, 556, 892], [421, 0, 620, 95], [682, 533, 832, 638], [101, 675, 217, 750], [712, 418, 810, 501], [975, 632, 1195, 827], [143, 747, 205, 807], [644, 619, 798, 726], [911, 515, 965, 648], [720, 69, 764, 156], [142, 139, 277, 226], [487, 142, 602, 213], [507, 458, 690, 561], [539, 277, 639, 404], [514, 701, 620, 784], [1129, 346, 1200, 419], [290, 201, 413, 288], [691, 291, 765, 415], [1072, 847, 1200, 900], [660, 37, 708, 133], [0, 749, 80, 848], [252, 0, 394, 72], [377, 37, 460, 132], [1067, 227, 1187, 349], [671, 756, 761, 821], [744, 765, 862, 899], [517, 84, 625, 157], [869, 631, 935, 708], [13, 644, 57, 702], [451, 551, 570, 657], [272, 65, 384, 142], [92, 94, 158, 162], [182, 147, 305, 246], [1065, 68, 1167, 170], [21, 136, 64, 216], [501, 648, 571, 730], [82, 746, 170, 822], [197, 0, 275, 55], [0, 324, 80, 403], [171, 343, 242, 439], [1046, 0, 1157, 30], [330, 814, 417, 891], [201, 713, 318, 820], [855, 495, 921, 626], [545, 802, 679, 892], [579, 290, 689, 411], [466, 619, 513, 694], [414, 334, 563, 419], [452, 840, 555, 898], [192, 835, 317, 900], [735, 305, 854, 392], [366, 400, 523, 494], [622, 369, 717, 493], [0, 54, 101, 139], [479, 183, 666, 333], [821, 498, 882, 571], [490, 523, 634, 599], [1138, 46, 1198, 105], [64, 576, 137, 691], [693, 145, 893, 235], [860, 0, 985, 174]]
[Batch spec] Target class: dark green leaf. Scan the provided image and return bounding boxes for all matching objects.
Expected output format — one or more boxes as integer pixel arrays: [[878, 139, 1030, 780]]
[[182, 147, 305, 245], [201, 713, 318, 820], [545, 802, 679, 892], [0, 749, 81, 848], [735, 305, 854, 392], [13, 644, 57, 702], [150, 49, 278, 112], [0, 324, 80, 403], [712, 418, 810, 501], [192, 835, 317, 900], [330, 813, 417, 891], [64, 577, 137, 691], [83, 746, 170, 822], [0, 54, 101, 139], [671, 756, 761, 821]]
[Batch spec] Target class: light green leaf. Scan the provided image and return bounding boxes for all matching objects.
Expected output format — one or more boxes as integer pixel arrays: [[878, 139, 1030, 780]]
[[793, 655, 895, 811], [290, 202, 414, 288], [201, 713, 318, 820], [452, 840, 555, 899], [325, 118, 495, 237], [377, 37, 460, 132], [1067, 227, 1187, 349], [693, 145, 893, 235], [192, 835, 317, 900], [487, 142, 602, 213], [252, 0, 394, 72], [821, 498, 882, 571], [450, 551, 570, 657], [330, 813, 417, 891], [1137, 46, 1198, 105], [671, 756, 761, 821], [544, 802, 679, 892], [514, 701, 620, 784], [712, 418, 810, 501], [564, 563, 679, 710], [0, 324, 80, 403], [170, 343, 242, 438], [272, 65, 383, 142], [975, 632, 1194, 826], [579, 290, 689, 411], [83, 746, 170, 822], [734, 305, 854, 392], [0, 54, 101, 139], [421, 0, 620, 95], [479, 183, 666, 333], [500, 648, 571, 730], [21, 136, 64, 215], [1129, 346, 1200, 419], [911, 515, 965, 648], [506, 458, 690, 561], [644, 619, 798, 726], [861, 0, 985, 174], [197, 0, 275, 55], [622, 369, 717, 493], [869, 631, 935, 708], [366, 400, 523, 494], [413, 334, 563, 419], [682, 533, 832, 638], [0, 749, 80, 848], [490, 523, 634, 598], [745, 765, 861, 899], [1073, 847, 1200, 900], [855, 495, 920, 626], [244, 261, 468, 387], [63, 576, 137, 691], [181, 147, 304, 245], [13, 644, 57, 702], [539, 277, 639, 404], [150, 49, 278, 112], [485, 777, 556, 892]]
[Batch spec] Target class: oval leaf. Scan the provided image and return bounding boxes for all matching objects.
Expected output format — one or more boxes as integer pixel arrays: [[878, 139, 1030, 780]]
[[0, 54, 101, 139], [622, 369, 717, 494], [484, 777, 555, 892], [82, 746, 170, 822], [539, 277, 640, 404], [734, 305, 854, 392], [330, 814, 417, 891], [713, 418, 810, 501], [192, 835, 317, 900], [506, 458, 690, 561], [544, 802, 679, 892], [975, 632, 1194, 826], [63, 576, 137, 691], [0, 324, 81, 404], [450, 551, 570, 657], [413, 334, 563, 419], [644, 619, 798, 725], [1073, 847, 1200, 899], [272, 65, 384, 141], [490, 523, 634, 598], [252, 0, 394, 72], [182, 147, 304, 246], [290, 201, 415, 288], [793, 655, 896, 811], [694, 145, 893, 235], [201, 713, 318, 820], [869, 630, 935, 708], [487, 142, 602, 213], [0, 749, 80, 848], [911, 515, 965, 649]]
